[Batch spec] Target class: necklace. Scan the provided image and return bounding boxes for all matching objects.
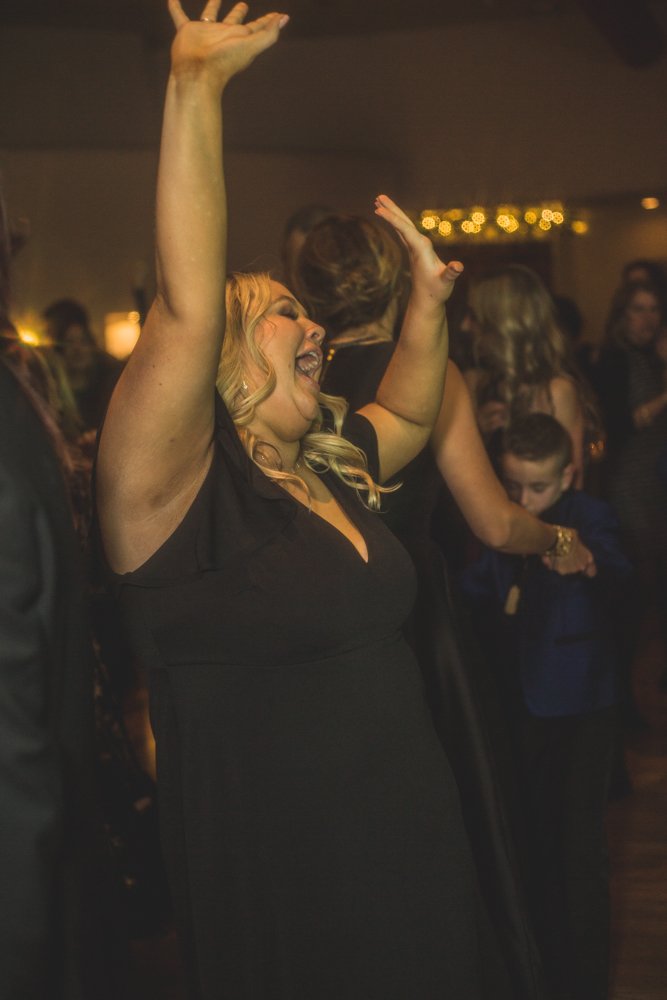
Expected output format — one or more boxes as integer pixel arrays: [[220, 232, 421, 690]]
[[286, 456, 304, 475]]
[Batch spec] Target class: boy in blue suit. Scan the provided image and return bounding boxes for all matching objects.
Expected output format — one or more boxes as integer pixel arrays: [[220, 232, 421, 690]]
[[461, 413, 632, 1000]]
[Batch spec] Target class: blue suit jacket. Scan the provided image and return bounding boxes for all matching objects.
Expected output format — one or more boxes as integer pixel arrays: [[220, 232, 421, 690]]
[[460, 490, 633, 717]]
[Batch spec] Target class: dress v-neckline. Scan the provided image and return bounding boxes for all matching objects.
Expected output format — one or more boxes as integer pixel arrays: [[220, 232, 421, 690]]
[[281, 473, 371, 566], [309, 504, 370, 565]]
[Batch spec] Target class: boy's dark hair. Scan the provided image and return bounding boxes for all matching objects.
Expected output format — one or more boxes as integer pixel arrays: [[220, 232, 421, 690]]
[[502, 413, 573, 471]]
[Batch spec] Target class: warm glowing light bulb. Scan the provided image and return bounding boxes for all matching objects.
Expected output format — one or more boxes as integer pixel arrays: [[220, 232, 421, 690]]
[[438, 220, 452, 236], [18, 328, 40, 346], [105, 311, 141, 359], [571, 220, 589, 235], [539, 218, 552, 231], [471, 210, 486, 225], [541, 208, 553, 222], [552, 211, 564, 225], [422, 216, 437, 230], [641, 197, 660, 210], [524, 210, 537, 225], [461, 220, 475, 234]]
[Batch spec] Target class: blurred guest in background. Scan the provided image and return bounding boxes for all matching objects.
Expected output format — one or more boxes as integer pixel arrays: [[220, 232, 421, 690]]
[[464, 265, 600, 488], [44, 297, 124, 431], [0, 185, 123, 998], [621, 257, 667, 301], [591, 280, 667, 714]]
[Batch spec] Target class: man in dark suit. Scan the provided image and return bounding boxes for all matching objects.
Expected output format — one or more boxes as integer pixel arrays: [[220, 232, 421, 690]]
[[0, 191, 121, 997]]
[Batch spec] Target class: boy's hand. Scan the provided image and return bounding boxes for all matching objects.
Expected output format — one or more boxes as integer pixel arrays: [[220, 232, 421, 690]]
[[542, 530, 597, 577]]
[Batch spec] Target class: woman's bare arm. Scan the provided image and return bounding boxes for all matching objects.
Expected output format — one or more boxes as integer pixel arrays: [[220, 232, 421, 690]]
[[433, 363, 596, 575], [97, 2, 286, 572], [358, 198, 463, 482]]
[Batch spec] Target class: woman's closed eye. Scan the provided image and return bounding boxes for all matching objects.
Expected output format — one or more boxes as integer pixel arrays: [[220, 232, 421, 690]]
[[274, 299, 300, 320]]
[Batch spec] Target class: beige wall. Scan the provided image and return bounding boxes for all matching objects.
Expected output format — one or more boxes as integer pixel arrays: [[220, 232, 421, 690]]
[[1, 10, 666, 340], [1, 147, 397, 337]]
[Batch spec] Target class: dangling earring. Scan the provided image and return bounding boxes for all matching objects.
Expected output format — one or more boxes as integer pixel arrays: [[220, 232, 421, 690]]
[[241, 379, 249, 396]]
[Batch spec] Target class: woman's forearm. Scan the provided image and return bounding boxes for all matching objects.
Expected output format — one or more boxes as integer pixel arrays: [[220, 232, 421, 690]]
[[434, 363, 571, 556], [376, 301, 449, 429], [155, 71, 227, 340], [370, 199, 462, 431]]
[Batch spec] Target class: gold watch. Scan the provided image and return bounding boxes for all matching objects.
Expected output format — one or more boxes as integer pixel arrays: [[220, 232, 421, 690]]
[[544, 524, 574, 558]]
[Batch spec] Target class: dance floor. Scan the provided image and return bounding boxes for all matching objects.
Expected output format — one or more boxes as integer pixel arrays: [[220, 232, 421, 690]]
[[125, 613, 667, 999], [608, 611, 667, 1000]]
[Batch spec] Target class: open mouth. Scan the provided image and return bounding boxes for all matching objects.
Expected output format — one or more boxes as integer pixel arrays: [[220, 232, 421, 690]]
[[295, 348, 322, 383]]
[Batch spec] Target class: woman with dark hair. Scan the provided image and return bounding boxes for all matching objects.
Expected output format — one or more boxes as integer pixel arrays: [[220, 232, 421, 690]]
[[43, 297, 124, 431], [295, 210, 596, 1000], [592, 280, 667, 706], [621, 257, 667, 300]]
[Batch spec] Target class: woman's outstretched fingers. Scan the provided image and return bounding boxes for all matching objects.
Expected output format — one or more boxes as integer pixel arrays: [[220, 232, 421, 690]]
[[375, 194, 411, 225], [200, 0, 223, 21], [168, 0, 189, 29], [221, 2, 249, 25]]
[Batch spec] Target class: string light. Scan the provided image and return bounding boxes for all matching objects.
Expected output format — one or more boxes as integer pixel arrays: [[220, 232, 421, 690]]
[[641, 197, 660, 210], [418, 201, 588, 241]]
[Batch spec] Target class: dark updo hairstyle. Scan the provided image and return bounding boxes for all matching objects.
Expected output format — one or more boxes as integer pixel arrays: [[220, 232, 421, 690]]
[[294, 214, 408, 338]]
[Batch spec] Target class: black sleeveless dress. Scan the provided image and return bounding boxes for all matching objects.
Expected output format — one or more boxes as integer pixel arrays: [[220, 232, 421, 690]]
[[110, 396, 488, 999]]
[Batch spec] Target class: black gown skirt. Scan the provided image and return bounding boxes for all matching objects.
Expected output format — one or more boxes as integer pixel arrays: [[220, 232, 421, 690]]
[[110, 397, 497, 999]]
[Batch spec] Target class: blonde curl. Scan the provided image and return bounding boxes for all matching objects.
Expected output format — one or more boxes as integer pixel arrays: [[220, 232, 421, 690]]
[[218, 272, 394, 510]]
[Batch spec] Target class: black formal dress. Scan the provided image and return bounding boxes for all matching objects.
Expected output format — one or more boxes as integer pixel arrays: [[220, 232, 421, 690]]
[[0, 359, 121, 999], [110, 395, 491, 1000], [322, 341, 544, 1000]]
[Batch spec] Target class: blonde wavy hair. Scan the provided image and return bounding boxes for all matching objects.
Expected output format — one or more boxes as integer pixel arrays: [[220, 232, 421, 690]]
[[218, 272, 392, 510], [469, 264, 599, 430]]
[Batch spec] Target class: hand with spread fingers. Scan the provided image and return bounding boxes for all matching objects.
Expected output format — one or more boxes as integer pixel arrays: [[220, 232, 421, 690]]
[[374, 195, 463, 308], [168, 0, 288, 86]]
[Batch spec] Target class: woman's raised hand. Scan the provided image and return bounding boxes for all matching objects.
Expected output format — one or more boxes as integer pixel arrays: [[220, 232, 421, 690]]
[[374, 195, 464, 307], [168, 1, 288, 86]]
